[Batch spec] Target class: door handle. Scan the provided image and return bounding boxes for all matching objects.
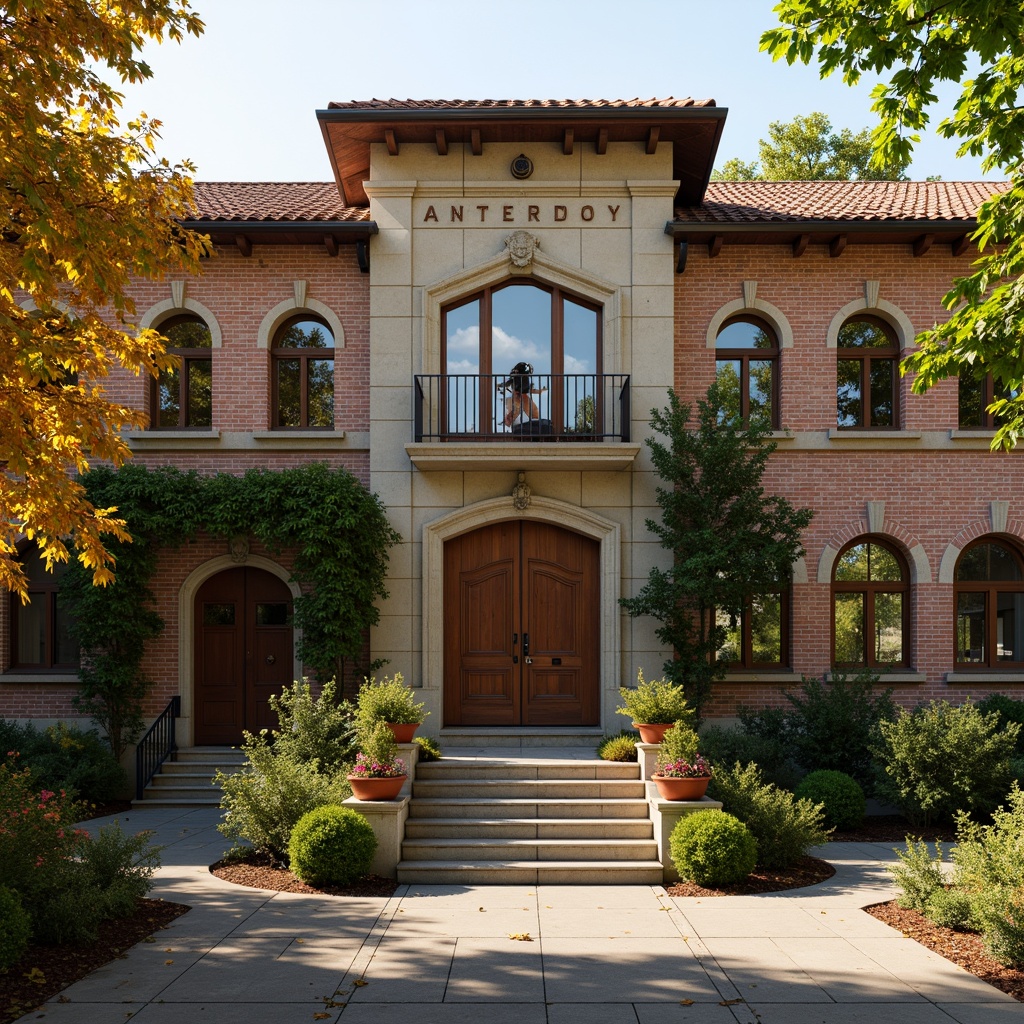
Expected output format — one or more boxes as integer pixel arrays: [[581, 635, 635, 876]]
[[523, 632, 531, 664], [512, 633, 518, 664]]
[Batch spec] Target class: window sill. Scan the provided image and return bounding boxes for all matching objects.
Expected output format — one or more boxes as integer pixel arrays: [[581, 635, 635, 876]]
[[127, 430, 365, 451], [127, 430, 221, 449], [827, 429, 923, 445], [1, 672, 80, 684], [721, 671, 803, 683], [252, 431, 346, 444], [825, 670, 926, 683], [948, 429, 1001, 447], [945, 671, 1024, 683]]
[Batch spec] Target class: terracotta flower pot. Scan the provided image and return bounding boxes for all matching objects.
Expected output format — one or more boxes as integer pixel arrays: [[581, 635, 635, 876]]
[[348, 774, 407, 801], [652, 775, 711, 801], [633, 722, 675, 744], [386, 722, 420, 743]]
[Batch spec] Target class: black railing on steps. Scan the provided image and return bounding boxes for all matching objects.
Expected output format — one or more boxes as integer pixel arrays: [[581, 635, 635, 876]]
[[135, 695, 181, 800]]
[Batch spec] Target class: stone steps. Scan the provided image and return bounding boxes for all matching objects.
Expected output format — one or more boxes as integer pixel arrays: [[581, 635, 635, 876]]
[[134, 746, 245, 807]]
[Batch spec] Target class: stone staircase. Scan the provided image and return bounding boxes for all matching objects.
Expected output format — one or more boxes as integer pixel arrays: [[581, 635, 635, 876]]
[[134, 746, 246, 807], [396, 751, 664, 885]]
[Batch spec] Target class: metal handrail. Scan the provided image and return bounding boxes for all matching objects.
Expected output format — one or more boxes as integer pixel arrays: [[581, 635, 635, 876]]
[[135, 695, 181, 801]]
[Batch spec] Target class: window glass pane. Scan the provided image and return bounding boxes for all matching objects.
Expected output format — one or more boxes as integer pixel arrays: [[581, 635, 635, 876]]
[[715, 607, 740, 664], [444, 299, 480, 375], [564, 374, 596, 434], [54, 594, 79, 666], [835, 543, 869, 582], [157, 365, 181, 427], [276, 318, 333, 349], [957, 542, 1022, 581], [837, 359, 862, 427], [276, 359, 301, 427], [838, 320, 891, 348], [188, 358, 212, 427], [716, 320, 775, 349], [163, 316, 211, 349], [750, 593, 782, 664], [307, 359, 334, 427], [959, 375, 984, 428], [834, 592, 865, 663], [956, 592, 986, 662], [256, 603, 289, 626], [16, 594, 46, 664], [563, 299, 598, 433], [492, 284, 551, 376], [874, 592, 903, 663], [203, 603, 235, 626], [715, 359, 742, 424], [996, 591, 1024, 661], [869, 359, 894, 426], [869, 544, 902, 582], [749, 359, 773, 425]]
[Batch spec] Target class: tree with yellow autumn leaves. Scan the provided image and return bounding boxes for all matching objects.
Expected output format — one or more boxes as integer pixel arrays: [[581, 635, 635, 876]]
[[0, 1, 209, 597]]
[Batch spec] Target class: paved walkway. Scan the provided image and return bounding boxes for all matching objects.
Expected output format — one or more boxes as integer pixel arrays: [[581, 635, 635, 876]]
[[23, 807, 1024, 1024]]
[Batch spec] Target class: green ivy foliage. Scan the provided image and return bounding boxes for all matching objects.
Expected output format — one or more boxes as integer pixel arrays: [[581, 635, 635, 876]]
[[62, 463, 401, 757]]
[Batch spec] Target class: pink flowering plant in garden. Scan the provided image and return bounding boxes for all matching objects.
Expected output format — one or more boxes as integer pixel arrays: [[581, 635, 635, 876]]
[[349, 721, 406, 779], [654, 754, 714, 780], [350, 751, 407, 779]]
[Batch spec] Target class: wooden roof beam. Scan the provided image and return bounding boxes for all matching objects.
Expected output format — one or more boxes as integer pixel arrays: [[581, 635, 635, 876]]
[[829, 234, 847, 258], [646, 126, 661, 155], [792, 233, 810, 258], [384, 129, 399, 156], [563, 127, 574, 155], [951, 233, 971, 257], [435, 128, 448, 156], [913, 233, 935, 257], [323, 234, 339, 258], [708, 234, 723, 258], [235, 234, 252, 258], [676, 240, 688, 274], [470, 128, 482, 155], [596, 127, 608, 155]]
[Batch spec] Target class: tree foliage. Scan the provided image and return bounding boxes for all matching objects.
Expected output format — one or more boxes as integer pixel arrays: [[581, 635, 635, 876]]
[[713, 111, 908, 180], [0, 1, 209, 597], [762, 2, 1024, 448], [620, 383, 814, 719]]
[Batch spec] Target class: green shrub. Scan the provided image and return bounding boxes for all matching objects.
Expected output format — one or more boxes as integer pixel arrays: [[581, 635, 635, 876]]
[[355, 672, 427, 731], [0, 887, 31, 971], [288, 805, 377, 886], [80, 822, 162, 919], [269, 678, 357, 774], [669, 810, 757, 886], [890, 839, 947, 912], [698, 725, 801, 790], [217, 735, 351, 861], [976, 693, 1024, 756], [616, 669, 693, 726], [596, 731, 639, 762], [926, 888, 973, 931], [656, 720, 700, 769], [708, 761, 831, 868], [414, 735, 442, 762], [794, 770, 865, 830], [872, 700, 1019, 825]]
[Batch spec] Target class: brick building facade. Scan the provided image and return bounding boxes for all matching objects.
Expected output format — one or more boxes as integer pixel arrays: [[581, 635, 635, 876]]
[[2, 99, 1020, 750]]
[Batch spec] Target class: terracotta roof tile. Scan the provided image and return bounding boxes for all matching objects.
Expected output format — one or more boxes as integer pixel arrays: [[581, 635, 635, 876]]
[[676, 180, 1007, 224], [187, 182, 369, 222], [326, 97, 717, 110]]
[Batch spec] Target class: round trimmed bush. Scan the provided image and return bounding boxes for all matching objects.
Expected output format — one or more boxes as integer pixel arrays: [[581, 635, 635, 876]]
[[794, 769, 865, 830], [0, 886, 31, 971], [288, 805, 378, 886], [669, 810, 757, 886], [597, 732, 638, 762]]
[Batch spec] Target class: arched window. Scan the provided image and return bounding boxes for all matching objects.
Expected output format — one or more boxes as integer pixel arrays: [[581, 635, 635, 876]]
[[442, 279, 600, 435], [954, 539, 1024, 666], [837, 316, 898, 429], [714, 316, 778, 428], [152, 314, 213, 429], [716, 590, 790, 669], [8, 546, 79, 671], [959, 373, 1017, 430], [832, 538, 908, 667], [272, 315, 335, 429]]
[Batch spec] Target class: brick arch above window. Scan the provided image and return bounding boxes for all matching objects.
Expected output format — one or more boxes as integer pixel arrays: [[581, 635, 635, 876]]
[[704, 291, 794, 350], [256, 288, 346, 351], [825, 289, 914, 349], [139, 295, 223, 348], [817, 527, 931, 584], [939, 510, 1024, 583]]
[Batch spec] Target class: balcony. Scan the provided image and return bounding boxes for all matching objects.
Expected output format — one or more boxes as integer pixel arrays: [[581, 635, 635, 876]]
[[406, 373, 641, 472]]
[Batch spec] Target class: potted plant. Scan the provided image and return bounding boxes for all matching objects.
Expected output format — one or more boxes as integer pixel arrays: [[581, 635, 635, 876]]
[[616, 669, 693, 743], [348, 721, 407, 801], [355, 672, 429, 742], [652, 747, 713, 801]]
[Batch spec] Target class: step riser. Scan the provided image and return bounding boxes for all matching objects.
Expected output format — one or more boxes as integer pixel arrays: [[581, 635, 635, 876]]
[[403, 819, 653, 840], [402, 842, 658, 861], [438, 733, 603, 748], [415, 763, 639, 780], [413, 781, 645, 799], [142, 787, 223, 800], [396, 864, 664, 885], [409, 799, 649, 819]]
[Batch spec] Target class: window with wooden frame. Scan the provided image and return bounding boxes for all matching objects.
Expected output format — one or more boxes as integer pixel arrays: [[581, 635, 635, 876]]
[[716, 590, 790, 669], [8, 545, 79, 671], [272, 315, 335, 429], [836, 316, 899, 429], [958, 372, 1017, 430], [714, 316, 779, 428], [832, 538, 909, 667], [442, 279, 600, 435], [954, 539, 1024, 667], [152, 314, 213, 429]]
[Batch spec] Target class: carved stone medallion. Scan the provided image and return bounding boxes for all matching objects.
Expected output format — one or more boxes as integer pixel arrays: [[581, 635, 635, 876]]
[[229, 535, 250, 563], [505, 230, 539, 269], [511, 471, 532, 511]]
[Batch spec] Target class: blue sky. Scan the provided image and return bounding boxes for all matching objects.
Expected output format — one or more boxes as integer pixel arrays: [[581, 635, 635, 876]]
[[117, 0, 994, 183]]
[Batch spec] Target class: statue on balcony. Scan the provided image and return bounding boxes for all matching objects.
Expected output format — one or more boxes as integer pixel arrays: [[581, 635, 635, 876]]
[[498, 361, 552, 436]]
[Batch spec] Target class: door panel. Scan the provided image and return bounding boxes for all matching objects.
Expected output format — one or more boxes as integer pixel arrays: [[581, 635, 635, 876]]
[[444, 521, 599, 726], [194, 568, 292, 744]]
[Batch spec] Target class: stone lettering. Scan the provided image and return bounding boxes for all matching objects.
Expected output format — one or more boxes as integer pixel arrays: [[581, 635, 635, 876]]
[[554, 205, 567, 222], [608, 204, 620, 221], [423, 205, 438, 222], [581, 205, 594, 221], [476, 205, 489, 221], [503, 205, 514, 222], [528, 205, 540, 222], [451, 205, 464, 222]]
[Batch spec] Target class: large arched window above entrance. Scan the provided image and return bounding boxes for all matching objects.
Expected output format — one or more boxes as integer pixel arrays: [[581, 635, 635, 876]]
[[443, 280, 601, 435], [832, 537, 909, 667], [954, 539, 1024, 667]]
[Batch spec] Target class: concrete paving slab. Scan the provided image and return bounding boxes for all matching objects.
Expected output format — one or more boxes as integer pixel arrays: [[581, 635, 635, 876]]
[[383, 903, 539, 937], [936, 1003, 1024, 1022], [444, 936, 545, 1001], [678, 905, 838, 938], [731, 1005, 959, 1024], [633, 1005, 747, 1023], [698, 937, 833, 1003], [131, 1003, 341, 1023], [10, 1002, 146, 1023], [338, 1004, 547, 1024], [538, 905, 683, 937], [343, 935, 456, 1002]]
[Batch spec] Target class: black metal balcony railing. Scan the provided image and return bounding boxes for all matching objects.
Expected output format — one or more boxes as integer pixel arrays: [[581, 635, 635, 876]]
[[414, 373, 630, 443], [135, 695, 181, 800]]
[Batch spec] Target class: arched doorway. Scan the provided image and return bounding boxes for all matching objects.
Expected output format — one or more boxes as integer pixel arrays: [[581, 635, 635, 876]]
[[193, 567, 293, 745], [443, 520, 600, 726]]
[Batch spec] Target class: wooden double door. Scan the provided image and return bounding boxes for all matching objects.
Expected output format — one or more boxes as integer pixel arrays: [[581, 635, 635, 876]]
[[193, 567, 293, 745], [444, 521, 600, 726]]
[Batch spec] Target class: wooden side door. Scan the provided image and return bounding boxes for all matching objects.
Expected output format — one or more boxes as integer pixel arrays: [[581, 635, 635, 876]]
[[443, 521, 599, 727], [194, 567, 292, 744]]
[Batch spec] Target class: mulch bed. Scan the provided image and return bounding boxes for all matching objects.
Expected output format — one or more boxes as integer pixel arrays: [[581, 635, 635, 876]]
[[0, 898, 189, 1024], [664, 855, 835, 897], [830, 815, 956, 844], [210, 852, 400, 898], [77, 799, 133, 821]]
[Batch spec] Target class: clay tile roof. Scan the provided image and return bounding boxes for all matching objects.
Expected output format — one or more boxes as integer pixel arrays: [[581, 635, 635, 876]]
[[187, 182, 369, 222], [326, 97, 717, 110], [675, 180, 1006, 224]]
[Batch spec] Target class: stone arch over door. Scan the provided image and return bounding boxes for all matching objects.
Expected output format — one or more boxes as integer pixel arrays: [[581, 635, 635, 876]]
[[422, 497, 621, 730], [177, 555, 301, 747]]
